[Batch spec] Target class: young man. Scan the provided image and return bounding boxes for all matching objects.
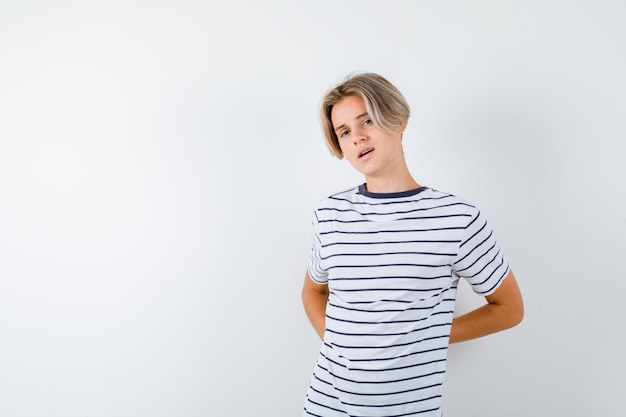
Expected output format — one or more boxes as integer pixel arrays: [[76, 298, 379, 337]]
[[301, 73, 523, 417]]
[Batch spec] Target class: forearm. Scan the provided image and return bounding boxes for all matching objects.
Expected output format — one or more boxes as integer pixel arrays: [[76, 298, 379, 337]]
[[450, 271, 524, 344], [449, 303, 521, 343], [302, 290, 328, 339]]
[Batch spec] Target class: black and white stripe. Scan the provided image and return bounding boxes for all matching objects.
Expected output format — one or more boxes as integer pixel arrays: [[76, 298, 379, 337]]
[[304, 185, 509, 417]]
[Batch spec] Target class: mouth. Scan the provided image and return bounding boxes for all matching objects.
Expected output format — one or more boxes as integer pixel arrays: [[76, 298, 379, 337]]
[[358, 148, 374, 158]]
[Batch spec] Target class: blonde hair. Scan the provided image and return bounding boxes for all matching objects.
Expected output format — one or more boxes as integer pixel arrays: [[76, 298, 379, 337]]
[[319, 73, 410, 158]]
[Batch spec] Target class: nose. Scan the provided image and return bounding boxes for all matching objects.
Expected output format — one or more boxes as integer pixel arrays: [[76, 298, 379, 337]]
[[352, 126, 366, 145]]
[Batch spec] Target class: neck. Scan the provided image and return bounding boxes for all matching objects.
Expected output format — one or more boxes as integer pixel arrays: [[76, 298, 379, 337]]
[[364, 169, 420, 194]]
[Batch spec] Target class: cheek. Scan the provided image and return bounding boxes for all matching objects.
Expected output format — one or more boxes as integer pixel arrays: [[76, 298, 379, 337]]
[[344, 152, 365, 172], [338, 140, 349, 156]]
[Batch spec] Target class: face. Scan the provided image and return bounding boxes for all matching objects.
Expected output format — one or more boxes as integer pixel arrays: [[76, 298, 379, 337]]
[[331, 95, 406, 179]]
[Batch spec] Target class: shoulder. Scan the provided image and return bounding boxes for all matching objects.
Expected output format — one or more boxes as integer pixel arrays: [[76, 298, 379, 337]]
[[315, 185, 360, 209], [311, 185, 362, 222], [420, 187, 479, 216]]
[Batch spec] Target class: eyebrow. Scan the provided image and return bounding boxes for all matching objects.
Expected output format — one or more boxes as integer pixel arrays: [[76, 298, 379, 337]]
[[333, 112, 369, 133]]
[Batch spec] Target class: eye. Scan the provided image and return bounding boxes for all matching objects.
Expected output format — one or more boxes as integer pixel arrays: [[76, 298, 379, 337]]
[[339, 130, 350, 138], [362, 119, 372, 126]]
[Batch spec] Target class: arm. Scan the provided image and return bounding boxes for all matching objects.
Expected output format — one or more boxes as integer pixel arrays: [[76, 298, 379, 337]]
[[301, 269, 330, 340], [449, 270, 524, 344]]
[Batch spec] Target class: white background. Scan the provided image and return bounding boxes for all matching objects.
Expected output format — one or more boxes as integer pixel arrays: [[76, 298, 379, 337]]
[[1, 1, 624, 416]]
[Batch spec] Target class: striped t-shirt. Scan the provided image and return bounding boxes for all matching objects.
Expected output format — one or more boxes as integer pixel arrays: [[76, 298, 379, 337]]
[[304, 184, 510, 417]]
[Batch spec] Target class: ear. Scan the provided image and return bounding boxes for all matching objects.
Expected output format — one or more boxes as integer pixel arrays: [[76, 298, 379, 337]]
[[397, 121, 407, 135]]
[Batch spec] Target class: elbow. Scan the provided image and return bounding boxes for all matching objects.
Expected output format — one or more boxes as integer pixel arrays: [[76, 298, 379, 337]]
[[511, 308, 524, 328], [492, 298, 524, 331], [513, 290, 525, 326], [507, 301, 524, 329], [301, 286, 310, 305]]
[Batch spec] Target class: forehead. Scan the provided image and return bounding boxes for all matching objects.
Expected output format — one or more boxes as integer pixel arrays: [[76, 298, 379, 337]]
[[331, 95, 367, 127]]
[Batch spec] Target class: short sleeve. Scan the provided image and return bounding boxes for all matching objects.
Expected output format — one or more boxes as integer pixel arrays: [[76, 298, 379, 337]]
[[452, 208, 510, 296], [307, 209, 329, 284]]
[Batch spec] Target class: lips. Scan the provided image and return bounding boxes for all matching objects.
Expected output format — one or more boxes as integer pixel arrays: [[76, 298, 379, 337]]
[[358, 148, 374, 158]]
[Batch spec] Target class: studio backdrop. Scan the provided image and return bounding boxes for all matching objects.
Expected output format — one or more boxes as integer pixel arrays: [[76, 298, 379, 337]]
[[0, 1, 624, 416]]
